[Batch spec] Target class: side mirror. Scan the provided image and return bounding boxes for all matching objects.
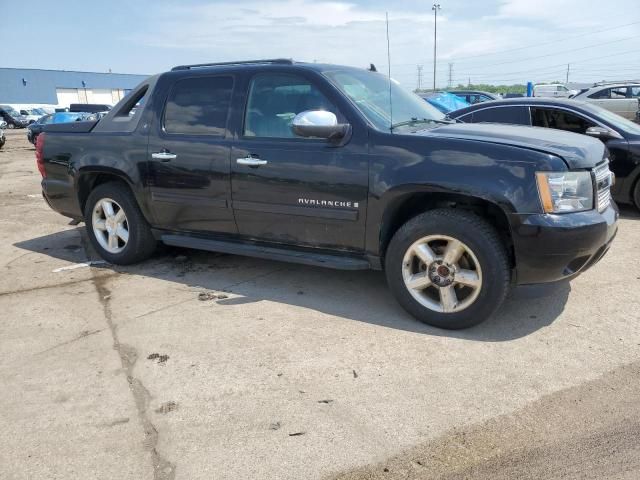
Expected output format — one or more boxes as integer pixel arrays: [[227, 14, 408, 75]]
[[585, 126, 621, 140], [291, 110, 350, 140]]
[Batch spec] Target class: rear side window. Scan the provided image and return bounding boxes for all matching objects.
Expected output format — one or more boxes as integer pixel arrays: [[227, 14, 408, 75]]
[[589, 88, 610, 99], [164, 76, 233, 135], [470, 106, 530, 125], [531, 107, 595, 134]]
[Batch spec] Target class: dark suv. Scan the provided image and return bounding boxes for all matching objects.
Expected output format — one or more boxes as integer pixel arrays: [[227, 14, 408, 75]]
[[37, 59, 617, 329]]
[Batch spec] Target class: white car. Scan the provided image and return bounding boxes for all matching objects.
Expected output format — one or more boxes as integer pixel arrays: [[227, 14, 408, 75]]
[[19, 109, 45, 125], [572, 83, 640, 120], [533, 84, 576, 98]]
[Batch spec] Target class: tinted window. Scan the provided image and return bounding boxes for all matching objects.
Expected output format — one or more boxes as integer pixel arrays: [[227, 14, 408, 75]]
[[589, 88, 610, 99], [164, 76, 233, 135], [531, 108, 595, 134], [244, 73, 338, 138], [471, 106, 530, 125]]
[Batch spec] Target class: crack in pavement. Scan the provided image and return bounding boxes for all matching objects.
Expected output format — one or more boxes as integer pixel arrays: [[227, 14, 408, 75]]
[[35, 328, 105, 355], [80, 233, 176, 480], [0, 274, 118, 297]]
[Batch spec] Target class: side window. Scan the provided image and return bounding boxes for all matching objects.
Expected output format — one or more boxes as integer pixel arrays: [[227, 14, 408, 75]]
[[531, 108, 595, 134], [244, 73, 338, 139], [115, 85, 149, 119], [471, 106, 530, 125], [457, 113, 473, 122], [164, 76, 233, 135], [630, 87, 640, 98], [589, 88, 610, 99], [610, 87, 628, 99]]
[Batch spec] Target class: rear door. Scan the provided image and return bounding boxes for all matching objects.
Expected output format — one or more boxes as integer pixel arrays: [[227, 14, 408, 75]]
[[228, 70, 369, 251], [146, 73, 237, 234]]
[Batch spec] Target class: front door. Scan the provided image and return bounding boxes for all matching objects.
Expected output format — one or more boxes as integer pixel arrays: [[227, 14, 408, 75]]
[[230, 71, 369, 251], [146, 74, 237, 234]]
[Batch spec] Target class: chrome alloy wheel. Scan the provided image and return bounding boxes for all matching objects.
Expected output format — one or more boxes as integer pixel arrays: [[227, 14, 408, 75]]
[[92, 198, 129, 254], [401, 235, 482, 313]]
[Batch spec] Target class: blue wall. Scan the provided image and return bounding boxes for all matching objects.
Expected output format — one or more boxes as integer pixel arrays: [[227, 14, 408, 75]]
[[0, 68, 149, 104]]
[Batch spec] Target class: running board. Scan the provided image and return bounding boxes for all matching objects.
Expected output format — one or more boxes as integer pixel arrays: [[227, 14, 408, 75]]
[[161, 234, 371, 270]]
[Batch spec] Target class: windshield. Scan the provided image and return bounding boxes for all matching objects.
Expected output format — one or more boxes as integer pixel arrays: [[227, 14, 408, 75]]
[[323, 69, 446, 132], [1, 105, 21, 117], [582, 103, 640, 136]]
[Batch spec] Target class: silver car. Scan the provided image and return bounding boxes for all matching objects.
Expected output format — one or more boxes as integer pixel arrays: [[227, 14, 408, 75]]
[[0, 120, 6, 149], [572, 82, 640, 120]]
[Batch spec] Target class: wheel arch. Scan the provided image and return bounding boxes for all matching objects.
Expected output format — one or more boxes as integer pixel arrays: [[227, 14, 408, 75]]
[[378, 191, 515, 269], [76, 167, 152, 222]]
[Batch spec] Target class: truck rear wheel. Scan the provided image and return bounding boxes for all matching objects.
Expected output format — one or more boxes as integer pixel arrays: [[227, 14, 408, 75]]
[[84, 182, 156, 265], [385, 209, 510, 329]]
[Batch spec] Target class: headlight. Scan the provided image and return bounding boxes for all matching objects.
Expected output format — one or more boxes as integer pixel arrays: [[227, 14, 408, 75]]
[[536, 171, 593, 213]]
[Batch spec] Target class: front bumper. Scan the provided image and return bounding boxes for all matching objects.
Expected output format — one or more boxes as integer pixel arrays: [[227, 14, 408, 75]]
[[510, 203, 618, 285]]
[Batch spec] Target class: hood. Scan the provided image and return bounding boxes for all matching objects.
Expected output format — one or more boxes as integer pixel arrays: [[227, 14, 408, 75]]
[[414, 122, 606, 169]]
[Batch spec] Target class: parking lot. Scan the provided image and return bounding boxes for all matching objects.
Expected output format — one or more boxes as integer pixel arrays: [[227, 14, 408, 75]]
[[1, 127, 639, 479]]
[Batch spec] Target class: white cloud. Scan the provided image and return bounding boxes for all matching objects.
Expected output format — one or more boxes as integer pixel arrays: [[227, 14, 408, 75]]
[[125, 0, 640, 86]]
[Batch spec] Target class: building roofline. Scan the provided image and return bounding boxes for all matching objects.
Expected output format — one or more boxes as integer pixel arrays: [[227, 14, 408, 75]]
[[0, 66, 149, 77]]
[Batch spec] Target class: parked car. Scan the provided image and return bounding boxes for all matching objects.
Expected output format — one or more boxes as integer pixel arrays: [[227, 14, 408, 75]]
[[533, 84, 577, 98], [19, 109, 43, 124], [37, 59, 617, 329], [449, 90, 500, 104], [0, 105, 28, 128], [571, 83, 640, 120], [27, 112, 95, 144], [0, 121, 6, 149], [419, 91, 470, 113], [450, 97, 640, 209]]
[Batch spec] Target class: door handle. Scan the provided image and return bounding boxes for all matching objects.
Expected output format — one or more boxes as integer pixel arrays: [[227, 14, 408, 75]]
[[236, 156, 267, 167], [151, 151, 177, 162]]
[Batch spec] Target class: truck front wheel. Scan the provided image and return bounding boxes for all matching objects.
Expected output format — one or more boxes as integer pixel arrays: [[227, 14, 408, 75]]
[[385, 209, 510, 329], [84, 182, 156, 265]]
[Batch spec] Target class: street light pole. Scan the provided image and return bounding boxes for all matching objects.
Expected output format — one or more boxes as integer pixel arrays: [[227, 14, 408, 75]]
[[432, 3, 441, 91]]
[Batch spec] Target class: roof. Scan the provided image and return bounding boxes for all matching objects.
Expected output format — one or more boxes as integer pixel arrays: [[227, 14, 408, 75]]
[[450, 97, 602, 117], [165, 59, 368, 75], [0, 68, 149, 104]]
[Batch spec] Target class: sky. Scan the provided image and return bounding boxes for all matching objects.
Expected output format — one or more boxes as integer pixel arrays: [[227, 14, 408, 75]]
[[2, 0, 640, 87]]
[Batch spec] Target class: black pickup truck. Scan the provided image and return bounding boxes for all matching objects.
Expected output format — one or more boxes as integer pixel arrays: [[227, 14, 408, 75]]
[[38, 59, 618, 329]]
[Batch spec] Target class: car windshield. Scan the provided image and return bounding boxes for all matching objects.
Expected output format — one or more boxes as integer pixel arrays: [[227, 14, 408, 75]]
[[582, 102, 640, 136], [323, 69, 446, 132], [1, 105, 21, 117]]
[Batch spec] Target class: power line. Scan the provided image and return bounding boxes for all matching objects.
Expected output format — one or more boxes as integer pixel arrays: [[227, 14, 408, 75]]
[[448, 19, 640, 62], [457, 34, 640, 69]]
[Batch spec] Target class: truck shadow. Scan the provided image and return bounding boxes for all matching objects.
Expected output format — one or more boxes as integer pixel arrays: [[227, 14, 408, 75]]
[[14, 229, 571, 342], [618, 204, 639, 220]]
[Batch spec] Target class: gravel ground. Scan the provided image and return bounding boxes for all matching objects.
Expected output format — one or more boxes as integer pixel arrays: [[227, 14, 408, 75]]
[[0, 128, 639, 480]]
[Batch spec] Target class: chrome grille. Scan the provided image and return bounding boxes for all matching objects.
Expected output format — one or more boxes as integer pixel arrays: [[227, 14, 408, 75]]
[[593, 161, 612, 212]]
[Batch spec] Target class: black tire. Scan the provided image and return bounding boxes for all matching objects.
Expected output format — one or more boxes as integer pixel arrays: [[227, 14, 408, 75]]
[[84, 181, 156, 265], [385, 209, 510, 329], [633, 178, 640, 212]]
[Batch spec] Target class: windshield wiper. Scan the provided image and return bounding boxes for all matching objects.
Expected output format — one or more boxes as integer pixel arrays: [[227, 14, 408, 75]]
[[391, 118, 453, 130]]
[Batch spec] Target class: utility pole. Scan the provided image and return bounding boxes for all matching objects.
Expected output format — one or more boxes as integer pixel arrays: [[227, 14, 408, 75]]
[[417, 65, 423, 91], [432, 3, 441, 91], [566, 63, 570, 84], [448, 63, 453, 88]]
